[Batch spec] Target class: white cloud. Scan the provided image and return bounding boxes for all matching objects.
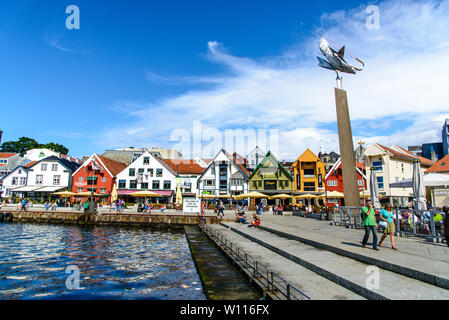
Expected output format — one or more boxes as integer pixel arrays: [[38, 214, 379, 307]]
[[101, 0, 449, 160]]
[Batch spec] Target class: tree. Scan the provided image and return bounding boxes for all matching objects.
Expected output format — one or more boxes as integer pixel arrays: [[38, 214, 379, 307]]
[[40, 143, 69, 155], [0, 137, 69, 156], [0, 137, 39, 155]]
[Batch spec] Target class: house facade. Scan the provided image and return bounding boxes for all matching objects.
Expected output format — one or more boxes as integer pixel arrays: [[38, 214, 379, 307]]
[[115, 151, 177, 203], [292, 149, 326, 198], [0, 164, 31, 198], [324, 158, 367, 207], [363, 143, 434, 207], [249, 151, 294, 205], [163, 159, 205, 200], [0, 153, 25, 178], [11, 156, 80, 201], [246, 146, 265, 171], [197, 149, 249, 198], [72, 154, 127, 202]]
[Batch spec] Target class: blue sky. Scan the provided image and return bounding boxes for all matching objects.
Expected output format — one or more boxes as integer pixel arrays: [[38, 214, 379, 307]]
[[1, 0, 448, 160]]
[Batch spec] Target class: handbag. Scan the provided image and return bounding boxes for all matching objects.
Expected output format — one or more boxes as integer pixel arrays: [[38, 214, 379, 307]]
[[378, 221, 388, 229]]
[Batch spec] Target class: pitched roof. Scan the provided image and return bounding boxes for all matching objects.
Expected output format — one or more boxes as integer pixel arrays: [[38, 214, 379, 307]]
[[96, 155, 128, 176], [24, 161, 38, 168], [27, 155, 80, 172], [425, 154, 449, 173], [249, 151, 293, 180], [417, 156, 435, 168], [378, 144, 435, 167], [0, 152, 18, 158], [163, 159, 205, 174]]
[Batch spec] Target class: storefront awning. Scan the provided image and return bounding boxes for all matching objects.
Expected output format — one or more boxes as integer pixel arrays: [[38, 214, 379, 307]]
[[35, 186, 65, 192], [11, 186, 42, 192]]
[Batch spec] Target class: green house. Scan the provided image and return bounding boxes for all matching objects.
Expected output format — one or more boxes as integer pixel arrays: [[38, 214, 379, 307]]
[[248, 151, 294, 204]]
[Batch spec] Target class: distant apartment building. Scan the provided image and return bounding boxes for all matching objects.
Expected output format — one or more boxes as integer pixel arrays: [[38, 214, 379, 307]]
[[363, 143, 434, 207], [408, 119, 448, 162], [246, 146, 265, 171]]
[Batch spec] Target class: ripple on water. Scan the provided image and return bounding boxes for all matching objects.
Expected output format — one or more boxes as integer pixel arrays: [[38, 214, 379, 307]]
[[0, 223, 205, 300]]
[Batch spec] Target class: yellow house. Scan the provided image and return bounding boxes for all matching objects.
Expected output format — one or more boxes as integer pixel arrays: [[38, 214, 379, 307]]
[[292, 149, 326, 196]]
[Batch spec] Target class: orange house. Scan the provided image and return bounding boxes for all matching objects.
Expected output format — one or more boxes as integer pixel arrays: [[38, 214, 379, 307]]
[[292, 149, 326, 203]]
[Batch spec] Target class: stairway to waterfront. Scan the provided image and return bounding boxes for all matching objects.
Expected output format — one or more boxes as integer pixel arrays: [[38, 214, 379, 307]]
[[208, 215, 449, 300]]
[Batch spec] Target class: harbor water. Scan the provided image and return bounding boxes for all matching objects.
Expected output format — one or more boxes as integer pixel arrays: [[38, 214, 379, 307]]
[[0, 223, 206, 299]]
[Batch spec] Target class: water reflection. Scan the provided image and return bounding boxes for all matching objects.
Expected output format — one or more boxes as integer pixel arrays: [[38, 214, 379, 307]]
[[0, 223, 205, 300]]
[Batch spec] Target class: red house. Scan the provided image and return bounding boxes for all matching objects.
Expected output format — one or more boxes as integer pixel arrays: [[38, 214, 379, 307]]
[[72, 154, 127, 202], [324, 158, 367, 207]]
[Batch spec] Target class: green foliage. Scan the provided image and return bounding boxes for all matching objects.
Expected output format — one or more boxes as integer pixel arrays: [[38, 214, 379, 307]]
[[0, 137, 69, 155], [40, 196, 45, 204]]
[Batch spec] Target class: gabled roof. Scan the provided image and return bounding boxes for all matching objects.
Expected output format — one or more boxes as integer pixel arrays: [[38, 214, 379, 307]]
[[0, 153, 18, 158], [197, 149, 250, 181], [425, 154, 449, 173], [377, 144, 435, 167], [163, 159, 205, 175], [0, 165, 28, 182], [73, 154, 127, 177], [96, 155, 128, 176], [325, 158, 367, 180], [27, 155, 80, 173], [24, 161, 38, 168], [377, 144, 415, 160], [249, 151, 293, 180], [293, 148, 321, 164]]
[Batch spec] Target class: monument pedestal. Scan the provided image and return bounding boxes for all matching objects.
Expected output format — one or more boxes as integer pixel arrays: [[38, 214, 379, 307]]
[[334, 88, 360, 207]]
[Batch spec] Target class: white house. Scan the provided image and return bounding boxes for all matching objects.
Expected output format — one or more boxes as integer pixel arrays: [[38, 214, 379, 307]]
[[246, 146, 265, 171], [163, 159, 206, 200], [116, 151, 177, 203], [0, 164, 31, 198], [363, 143, 434, 207], [12, 156, 80, 201], [197, 149, 249, 198]]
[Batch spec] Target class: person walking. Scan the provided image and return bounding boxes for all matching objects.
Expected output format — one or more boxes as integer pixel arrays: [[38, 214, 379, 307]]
[[19, 198, 27, 212], [443, 206, 449, 248], [378, 203, 397, 250], [361, 200, 380, 251], [257, 202, 264, 216]]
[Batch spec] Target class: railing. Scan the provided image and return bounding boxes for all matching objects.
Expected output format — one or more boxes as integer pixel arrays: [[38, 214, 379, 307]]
[[333, 206, 445, 241], [202, 225, 310, 300], [292, 206, 327, 220]]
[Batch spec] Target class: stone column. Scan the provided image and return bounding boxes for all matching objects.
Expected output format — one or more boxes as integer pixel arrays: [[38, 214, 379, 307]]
[[334, 88, 360, 207]]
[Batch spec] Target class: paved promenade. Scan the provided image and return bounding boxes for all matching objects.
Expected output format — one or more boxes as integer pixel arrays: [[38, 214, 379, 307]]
[[208, 211, 449, 300]]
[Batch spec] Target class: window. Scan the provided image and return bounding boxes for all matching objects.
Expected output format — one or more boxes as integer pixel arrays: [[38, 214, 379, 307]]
[[372, 161, 383, 171], [53, 175, 61, 185], [148, 168, 153, 176], [401, 163, 404, 173], [118, 180, 126, 189], [285, 181, 290, 188], [130, 180, 137, 189], [205, 180, 215, 186], [36, 175, 43, 185], [79, 176, 84, 182], [327, 180, 338, 187], [141, 182, 148, 189], [18, 169, 22, 174], [100, 188, 106, 194], [41, 163, 47, 171], [12, 177, 18, 185], [138, 168, 144, 174], [152, 180, 160, 189], [211, 167, 215, 175], [51, 164, 58, 171], [377, 176, 384, 190], [156, 169, 163, 177], [20, 177, 26, 185], [163, 181, 171, 190], [101, 177, 107, 183], [87, 177, 97, 185], [304, 182, 315, 191], [87, 188, 97, 193], [129, 168, 135, 176], [143, 157, 150, 165], [77, 188, 83, 193], [303, 169, 315, 177], [358, 180, 364, 186]]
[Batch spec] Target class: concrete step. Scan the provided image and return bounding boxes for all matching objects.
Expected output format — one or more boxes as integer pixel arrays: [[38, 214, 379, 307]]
[[208, 224, 365, 300], [257, 220, 449, 290], [222, 222, 449, 300]]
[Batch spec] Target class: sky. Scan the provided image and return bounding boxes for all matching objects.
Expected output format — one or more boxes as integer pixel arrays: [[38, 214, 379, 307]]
[[0, 0, 448, 161]]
